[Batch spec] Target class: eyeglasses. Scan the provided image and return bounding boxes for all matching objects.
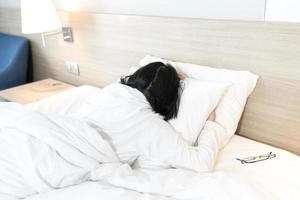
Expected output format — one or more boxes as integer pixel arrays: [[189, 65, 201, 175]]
[[236, 152, 276, 164]]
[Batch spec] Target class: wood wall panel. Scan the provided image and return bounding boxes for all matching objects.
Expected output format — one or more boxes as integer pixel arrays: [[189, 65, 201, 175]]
[[0, 8, 300, 155], [238, 77, 300, 154]]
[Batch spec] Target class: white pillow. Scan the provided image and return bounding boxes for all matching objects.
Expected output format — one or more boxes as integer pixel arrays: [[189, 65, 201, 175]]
[[169, 78, 229, 145], [127, 67, 230, 145], [139, 55, 259, 146]]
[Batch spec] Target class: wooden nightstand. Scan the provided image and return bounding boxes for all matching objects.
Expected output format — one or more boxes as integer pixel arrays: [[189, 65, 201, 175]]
[[0, 79, 76, 104]]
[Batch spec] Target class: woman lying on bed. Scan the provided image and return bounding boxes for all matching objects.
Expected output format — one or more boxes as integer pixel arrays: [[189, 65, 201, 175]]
[[80, 62, 226, 172], [0, 62, 227, 198]]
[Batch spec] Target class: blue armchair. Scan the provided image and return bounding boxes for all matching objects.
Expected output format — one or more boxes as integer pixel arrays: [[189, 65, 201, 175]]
[[0, 33, 29, 90]]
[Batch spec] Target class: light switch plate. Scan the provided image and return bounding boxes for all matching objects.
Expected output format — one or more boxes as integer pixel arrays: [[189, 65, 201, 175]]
[[66, 61, 80, 75]]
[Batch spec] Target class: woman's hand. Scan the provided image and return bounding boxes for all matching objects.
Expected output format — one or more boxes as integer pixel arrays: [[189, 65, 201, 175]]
[[177, 69, 188, 80], [208, 111, 216, 122]]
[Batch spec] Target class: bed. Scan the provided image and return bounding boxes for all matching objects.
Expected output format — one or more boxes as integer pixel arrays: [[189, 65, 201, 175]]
[[23, 85, 300, 200], [23, 135, 300, 200], [1, 8, 300, 199]]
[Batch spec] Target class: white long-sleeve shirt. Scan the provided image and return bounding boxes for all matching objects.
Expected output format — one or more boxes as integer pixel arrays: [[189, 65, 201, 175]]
[[78, 83, 226, 172]]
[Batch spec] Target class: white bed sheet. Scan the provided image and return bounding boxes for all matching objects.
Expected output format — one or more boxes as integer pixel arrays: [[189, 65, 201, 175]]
[[216, 136, 300, 199], [25, 85, 300, 200], [24, 135, 300, 200]]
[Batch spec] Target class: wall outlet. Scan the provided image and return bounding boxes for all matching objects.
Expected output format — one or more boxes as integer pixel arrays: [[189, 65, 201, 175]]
[[66, 61, 80, 75]]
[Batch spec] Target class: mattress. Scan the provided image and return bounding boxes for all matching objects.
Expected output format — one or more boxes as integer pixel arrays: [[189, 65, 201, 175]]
[[25, 85, 300, 200]]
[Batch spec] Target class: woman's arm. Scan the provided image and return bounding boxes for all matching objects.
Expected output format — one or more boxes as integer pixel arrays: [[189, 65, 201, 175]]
[[192, 121, 226, 171], [138, 116, 227, 173], [171, 121, 226, 172]]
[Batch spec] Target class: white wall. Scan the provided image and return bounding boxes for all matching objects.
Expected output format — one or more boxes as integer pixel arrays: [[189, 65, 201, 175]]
[[0, 0, 266, 21], [265, 0, 300, 22]]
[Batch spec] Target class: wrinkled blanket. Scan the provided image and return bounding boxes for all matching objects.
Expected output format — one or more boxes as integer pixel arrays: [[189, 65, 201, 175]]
[[0, 103, 274, 200], [0, 103, 130, 199]]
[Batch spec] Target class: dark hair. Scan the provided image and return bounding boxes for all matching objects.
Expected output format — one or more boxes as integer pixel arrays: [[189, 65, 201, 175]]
[[121, 62, 181, 121]]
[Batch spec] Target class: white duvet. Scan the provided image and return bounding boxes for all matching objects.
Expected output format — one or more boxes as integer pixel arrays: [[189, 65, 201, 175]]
[[0, 103, 129, 199], [0, 103, 274, 200]]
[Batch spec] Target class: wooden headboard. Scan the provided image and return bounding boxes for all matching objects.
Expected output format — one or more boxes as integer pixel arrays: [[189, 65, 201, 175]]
[[0, 8, 300, 155]]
